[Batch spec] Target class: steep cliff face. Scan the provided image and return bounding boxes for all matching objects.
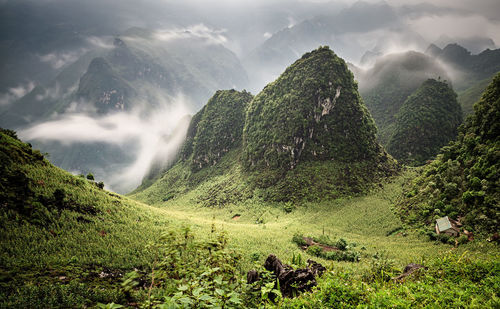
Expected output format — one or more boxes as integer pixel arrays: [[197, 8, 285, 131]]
[[76, 57, 135, 113]]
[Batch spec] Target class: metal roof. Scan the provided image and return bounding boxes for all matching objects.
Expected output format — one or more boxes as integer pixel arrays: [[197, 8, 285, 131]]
[[436, 216, 452, 232]]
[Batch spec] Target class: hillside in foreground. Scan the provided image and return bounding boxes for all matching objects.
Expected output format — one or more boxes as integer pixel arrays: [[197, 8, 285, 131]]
[[0, 128, 178, 307], [1, 127, 499, 308]]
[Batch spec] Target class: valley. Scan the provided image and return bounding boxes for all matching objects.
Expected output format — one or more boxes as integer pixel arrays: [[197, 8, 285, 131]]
[[1, 1, 499, 307]]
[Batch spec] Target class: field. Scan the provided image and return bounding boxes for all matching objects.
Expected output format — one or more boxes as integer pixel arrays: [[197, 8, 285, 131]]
[[1, 147, 498, 307]]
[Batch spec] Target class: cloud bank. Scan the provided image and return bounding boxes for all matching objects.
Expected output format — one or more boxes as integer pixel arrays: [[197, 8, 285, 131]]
[[20, 94, 193, 193]]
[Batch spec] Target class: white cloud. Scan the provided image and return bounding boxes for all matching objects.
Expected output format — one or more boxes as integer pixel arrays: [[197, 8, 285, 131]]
[[86, 36, 115, 49], [39, 49, 87, 69], [0, 82, 36, 106], [409, 14, 500, 45], [153, 24, 227, 45], [20, 93, 193, 193]]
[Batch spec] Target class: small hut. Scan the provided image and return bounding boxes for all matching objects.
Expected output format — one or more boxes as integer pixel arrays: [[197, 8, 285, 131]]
[[435, 216, 460, 237]]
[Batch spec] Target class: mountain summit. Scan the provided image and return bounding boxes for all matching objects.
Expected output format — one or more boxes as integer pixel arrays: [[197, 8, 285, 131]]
[[244, 47, 385, 171], [241, 46, 398, 200]]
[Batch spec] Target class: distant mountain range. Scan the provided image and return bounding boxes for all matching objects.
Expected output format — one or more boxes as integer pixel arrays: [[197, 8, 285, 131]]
[[0, 27, 248, 193]]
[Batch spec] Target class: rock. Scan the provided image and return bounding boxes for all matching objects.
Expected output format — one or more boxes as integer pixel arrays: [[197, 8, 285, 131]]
[[247, 270, 260, 284], [307, 259, 326, 277], [392, 263, 426, 282], [248, 254, 325, 298]]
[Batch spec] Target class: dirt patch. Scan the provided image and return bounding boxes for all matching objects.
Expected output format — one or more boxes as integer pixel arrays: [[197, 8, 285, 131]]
[[302, 236, 339, 251], [232, 215, 241, 220]]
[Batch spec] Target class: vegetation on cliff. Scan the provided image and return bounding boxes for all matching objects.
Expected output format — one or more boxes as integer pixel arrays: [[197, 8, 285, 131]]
[[387, 79, 462, 165], [397, 73, 500, 235]]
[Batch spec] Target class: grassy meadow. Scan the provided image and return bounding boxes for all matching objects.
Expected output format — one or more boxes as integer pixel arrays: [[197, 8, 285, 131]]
[[1, 129, 498, 307]]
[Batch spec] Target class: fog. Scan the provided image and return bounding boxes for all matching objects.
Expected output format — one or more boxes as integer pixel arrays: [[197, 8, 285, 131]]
[[19, 94, 193, 193], [2, 0, 499, 193], [0, 82, 35, 106]]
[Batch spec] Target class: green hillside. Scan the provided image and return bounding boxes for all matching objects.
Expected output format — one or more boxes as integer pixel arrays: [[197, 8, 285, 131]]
[[134, 47, 399, 204], [1, 104, 499, 308], [360, 51, 449, 146], [398, 73, 500, 235], [458, 74, 497, 116], [387, 79, 462, 165], [0, 128, 220, 307]]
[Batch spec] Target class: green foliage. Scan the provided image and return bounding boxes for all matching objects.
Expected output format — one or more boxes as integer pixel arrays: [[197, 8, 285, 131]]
[[181, 89, 253, 171], [292, 233, 307, 246], [243, 46, 387, 172], [387, 79, 462, 165], [293, 234, 361, 262], [86, 173, 95, 181], [146, 226, 245, 308], [363, 251, 398, 282], [398, 73, 500, 234], [280, 252, 499, 308], [361, 51, 448, 146]]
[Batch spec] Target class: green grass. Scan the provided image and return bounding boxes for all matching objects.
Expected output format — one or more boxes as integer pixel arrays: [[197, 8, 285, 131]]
[[1, 130, 498, 307], [134, 169, 474, 271]]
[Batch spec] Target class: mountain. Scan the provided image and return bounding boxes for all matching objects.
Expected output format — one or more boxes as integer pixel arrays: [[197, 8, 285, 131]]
[[76, 56, 136, 113], [425, 43, 500, 90], [397, 73, 500, 234], [357, 51, 449, 146], [1, 31, 249, 128], [242, 1, 435, 92], [432, 34, 496, 55], [137, 89, 253, 190], [0, 28, 249, 193], [386, 79, 462, 165], [457, 75, 496, 116], [184, 90, 253, 171], [133, 47, 399, 204]]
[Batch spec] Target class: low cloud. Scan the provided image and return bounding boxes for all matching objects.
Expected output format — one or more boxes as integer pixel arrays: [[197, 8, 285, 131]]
[[0, 82, 36, 106], [153, 24, 227, 45], [409, 14, 500, 45], [39, 50, 87, 69], [86, 36, 115, 49], [20, 93, 193, 193]]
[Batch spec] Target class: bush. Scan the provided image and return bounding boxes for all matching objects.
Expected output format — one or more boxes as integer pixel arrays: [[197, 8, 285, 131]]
[[292, 233, 306, 246], [144, 226, 245, 308]]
